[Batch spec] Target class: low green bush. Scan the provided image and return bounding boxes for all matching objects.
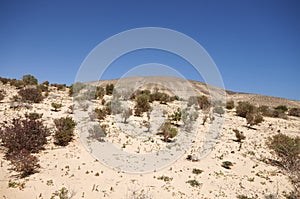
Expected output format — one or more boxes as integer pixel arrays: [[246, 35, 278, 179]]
[[54, 117, 76, 146], [18, 88, 43, 103]]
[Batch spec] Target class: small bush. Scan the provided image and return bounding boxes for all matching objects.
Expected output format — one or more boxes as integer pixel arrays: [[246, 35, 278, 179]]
[[10, 79, 24, 89], [25, 112, 43, 120], [54, 117, 76, 146], [221, 161, 233, 169], [236, 101, 255, 118], [289, 108, 300, 117], [246, 112, 264, 126], [22, 74, 38, 85], [0, 118, 49, 154], [160, 121, 178, 142], [213, 106, 225, 116], [226, 100, 235, 109], [198, 95, 211, 110], [9, 149, 40, 178], [134, 94, 151, 116], [192, 168, 203, 174], [94, 108, 107, 120], [95, 86, 105, 99], [122, 108, 133, 123], [51, 102, 62, 112], [51, 83, 66, 91], [105, 84, 114, 95], [69, 82, 86, 97], [0, 77, 10, 84], [37, 83, 48, 92], [0, 90, 5, 101], [88, 124, 106, 142], [186, 179, 201, 187], [274, 105, 288, 113], [18, 88, 43, 103], [169, 108, 181, 122], [233, 129, 246, 142]]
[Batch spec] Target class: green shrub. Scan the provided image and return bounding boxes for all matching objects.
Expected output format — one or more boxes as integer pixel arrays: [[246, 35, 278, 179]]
[[236, 101, 255, 118], [22, 74, 38, 85], [288, 108, 300, 117], [160, 121, 178, 142], [51, 102, 62, 112], [221, 161, 233, 169], [134, 94, 151, 116], [18, 88, 43, 103], [169, 108, 181, 122], [274, 105, 288, 113], [267, 133, 300, 171], [192, 168, 203, 174], [54, 117, 76, 146], [10, 79, 24, 89], [95, 86, 105, 99], [51, 83, 66, 91], [226, 100, 235, 109], [25, 112, 43, 120], [186, 179, 201, 187], [213, 106, 225, 116], [198, 95, 211, 110], [105, 84, 114, 95], [37, 83, 48, 92]]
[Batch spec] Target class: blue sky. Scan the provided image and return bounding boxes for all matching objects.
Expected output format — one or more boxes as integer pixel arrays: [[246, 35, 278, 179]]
[[0, 1, 299, 100]]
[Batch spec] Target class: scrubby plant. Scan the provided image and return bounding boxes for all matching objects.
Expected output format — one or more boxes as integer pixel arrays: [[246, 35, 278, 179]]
[[186, 179, 201, 187], [246, 112, 264, 127], [198, 95, 211, 110], [233, 129, 246, 142], [105, 83, 114, 95], [54, 117, 76, 146], [25, 112, 43, 120], [274, 105, 288, 113], [192, 168, 203, 174], [106, 99, 122, 114], [226, 100, 235, 109], [9, 149, 40, 178], [51, 102, 62, 112], [236, 101, 255, 118], [213, 106, 225, 116], [0, 90, 5, 101], [221, 161, 233, 169], [18, 88, 43, 103], [88, 124, 106, 142], [267, 133, 300, 194], [288, 108, 300, 117], [9, 79, 24, 89], [95, 86, 105, 99], [0, 77, 10, 84], [134, 94, 151, 116], [51, 83, 66, 91], [169, 108, 182, 122], [68, 82, 86, 97], [0, 118, 49, 154], [94, 108, 107, 120], [159, 121, 178, 142], [122, 108, 133, 123], [22, 74, 38, 85], [50, 187, 74, 199]]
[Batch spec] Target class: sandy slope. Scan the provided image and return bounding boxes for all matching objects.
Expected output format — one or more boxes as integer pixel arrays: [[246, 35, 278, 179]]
[[0, 77, 299, 199]]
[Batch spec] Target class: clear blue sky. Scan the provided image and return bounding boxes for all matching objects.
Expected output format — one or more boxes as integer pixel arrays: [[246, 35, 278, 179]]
[[0, 0, 299, 100]]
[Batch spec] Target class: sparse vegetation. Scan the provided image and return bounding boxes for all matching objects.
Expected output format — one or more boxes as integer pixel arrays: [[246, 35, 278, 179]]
[[105, 83, 114, 95], [18, 87, 43, 103], [186, 179, 201, 187], [233, 129, 246, 142], [54, 117, 76, 146], [51, 102, 62, 112], [226, 100, 235, 109], [22, 74, 38, 85], [134, 94, 151, 116], [213, 106, 225, 116], [122, 107, 132, 123], [25, 112, 43, 120], [192, 168, 203, 174], [289, 108, 300, 117], [169, 108, 181, 122], [159, 121, 178, 142], [221, 161, 233, 169], [88, 124, 106, 142]]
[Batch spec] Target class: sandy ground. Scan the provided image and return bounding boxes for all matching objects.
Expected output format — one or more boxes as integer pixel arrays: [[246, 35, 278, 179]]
[[0, 80, 299, 199]]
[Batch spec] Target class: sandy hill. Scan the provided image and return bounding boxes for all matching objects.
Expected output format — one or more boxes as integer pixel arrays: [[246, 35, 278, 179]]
[[0, 76, 299, 199]]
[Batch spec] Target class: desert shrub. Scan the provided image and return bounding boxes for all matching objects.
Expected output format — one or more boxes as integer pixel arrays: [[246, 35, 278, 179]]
[[51, 187, 74, 199], [226, 100, 235, 109], [9, 149, 40, 178], [22, 74, 38, 85], [106, 99, 122, 114], [169, 108, 181, 122], [10, 79, 24, 89], [236, 101, 255, 118], [122, 108, 133, 123], [237, 195, 256, 199], [18, 88, 43, 103], [0, 118, 49, 154], [68, 82, 86, 96], [233, 129, 246, 142], [267, 133, 300, 193], [213, 106, 225, 116], [37, 83, 48, 92], [134, 94, 151, 116], [221, 161, 233, 169], [288, 108, 300, 117], [51, 83, 66, 91], [186, 180, 201, 187], [198, 95, 211, 110], [0, 90, 5, 101], [246, 112, 264, 126], [105, 84, 114, 95], [25, 112, 43, 120], [192, 168, 203, 174], [51, 102, 62, 112], [160, 121, 178, 142], [0, 77, 10, 84], [94, 108, 107, 120], [54, 117, 76, 146], [275, 105, 288, 113], [149, 91, 170, 104], [267, 133, 300, 170], [88, 124, 106, 142], [95, 86, 105, 99]]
